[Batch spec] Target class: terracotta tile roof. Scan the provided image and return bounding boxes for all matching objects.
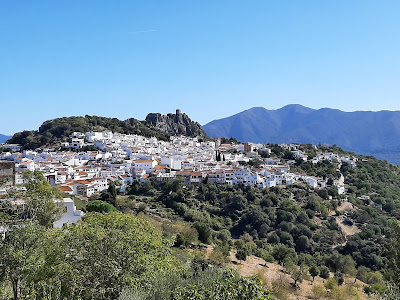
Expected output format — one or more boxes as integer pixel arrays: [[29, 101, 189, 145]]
[[176, 171, 191, 175], [75, 180, 91, 185], [191, 172, 203, 176], [154, 165, 168, 170], [58, 186, 73, 192]]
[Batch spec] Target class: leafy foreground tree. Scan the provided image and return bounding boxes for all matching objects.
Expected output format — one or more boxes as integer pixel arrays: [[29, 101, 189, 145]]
[[7, 170, 62, 227], [119, 267, 271, 300], [0, 225, 46, 300], [0, 171, 62, 299], [170, 269, 271, 300], [1, 212, 180, 300], [86, 199, 117, 213]]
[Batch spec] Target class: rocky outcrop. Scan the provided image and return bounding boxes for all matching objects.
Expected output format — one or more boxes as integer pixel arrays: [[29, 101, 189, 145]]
[[145, 109, 208, 138]]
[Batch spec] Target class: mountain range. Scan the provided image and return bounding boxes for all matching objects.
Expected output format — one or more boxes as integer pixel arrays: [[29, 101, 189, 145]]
[[203, 105, 400, 164], [0, 134, 12, 144]]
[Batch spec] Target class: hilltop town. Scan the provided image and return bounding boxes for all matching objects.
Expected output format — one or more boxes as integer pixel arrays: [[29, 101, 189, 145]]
[[0, 130, 356, 199]]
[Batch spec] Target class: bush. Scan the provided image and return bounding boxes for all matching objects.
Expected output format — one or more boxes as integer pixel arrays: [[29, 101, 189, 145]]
[[170, 269, 271, 299], [217, 229, 231, 242], [174, 225, 199, 247], [364, 283, 386, 296], [208, 248, 229, 266], [137, 203, 147, 213], [319, 266, 330, 279], [193, 222, 212, 244], [86, 200, 117, 213], [324, 278, 338, 290], [335, 273, 344, 285], [236, 249, 248, 262], [311, 285, 326, 299]]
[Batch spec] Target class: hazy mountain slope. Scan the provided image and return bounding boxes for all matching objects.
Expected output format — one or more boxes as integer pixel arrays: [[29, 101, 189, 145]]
[[203, 105, 400, 164], [0, 134, 12, 144]]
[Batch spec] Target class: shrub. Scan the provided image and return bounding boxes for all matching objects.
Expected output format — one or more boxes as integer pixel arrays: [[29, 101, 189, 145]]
[[193, 222, 212, 244], [319, 266, 330, 279], [86, 200, 116, 213]]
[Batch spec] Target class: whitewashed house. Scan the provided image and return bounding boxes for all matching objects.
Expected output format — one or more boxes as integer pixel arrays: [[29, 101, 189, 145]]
[[53, 198, 84, 228]]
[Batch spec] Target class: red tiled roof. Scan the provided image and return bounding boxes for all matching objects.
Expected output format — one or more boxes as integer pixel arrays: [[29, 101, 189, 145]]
[[58, 186, 73, 192]]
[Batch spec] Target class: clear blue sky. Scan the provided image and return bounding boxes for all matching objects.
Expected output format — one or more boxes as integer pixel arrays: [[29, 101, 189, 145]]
[[1, 1, 400, 135]]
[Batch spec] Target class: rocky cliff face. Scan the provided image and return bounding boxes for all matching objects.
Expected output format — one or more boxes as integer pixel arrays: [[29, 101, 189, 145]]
[[145, 109, 207, 138]]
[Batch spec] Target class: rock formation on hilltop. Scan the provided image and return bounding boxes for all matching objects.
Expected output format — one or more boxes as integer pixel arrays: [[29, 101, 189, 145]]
[[145, 109, 208, 138], [7, 110, 207, 150]]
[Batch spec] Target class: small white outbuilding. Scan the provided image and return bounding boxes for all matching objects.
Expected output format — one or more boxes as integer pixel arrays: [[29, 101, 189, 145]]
[[53, 198, 84, 228]]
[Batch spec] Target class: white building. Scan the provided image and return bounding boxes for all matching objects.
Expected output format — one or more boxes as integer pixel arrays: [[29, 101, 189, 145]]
[[53, 198, 84, 228], [133, 159, 157, 174]]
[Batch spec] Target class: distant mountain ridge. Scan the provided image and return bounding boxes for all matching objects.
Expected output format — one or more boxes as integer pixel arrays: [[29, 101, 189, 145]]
[[0, 134, 12, 144], [203, 105, 400, 164]]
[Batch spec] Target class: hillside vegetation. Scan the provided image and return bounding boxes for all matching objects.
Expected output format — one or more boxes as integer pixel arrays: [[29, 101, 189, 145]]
[[2, 145, 400, 299], [8, 111, 209, 150], [7, 115, 171, 149], [116, 145, 400, 298], [0, 173, 271, 300]]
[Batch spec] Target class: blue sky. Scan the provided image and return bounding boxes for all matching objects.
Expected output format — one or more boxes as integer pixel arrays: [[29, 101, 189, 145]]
[[1, 1, 400, 135]]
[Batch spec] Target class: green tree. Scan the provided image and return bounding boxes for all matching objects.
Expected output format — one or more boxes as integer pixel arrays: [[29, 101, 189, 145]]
[[283, 151, 295, 160], [325, 252, 342, 273], [193, 222, 212, 244], [170, 269, 271, 300], [388, 221, 400, 294], [86, 200, 117, 213], [290, 264, 308, 287], [335, 273, 344, 286], [267, 232, 280, 244], [236, 249, 248, 263], [101, 181, 117, 206], [295, 235, 311, 252], [17, 212, 181, 300], [319, 266, 330, 280], [309, 265, 320, 282], [272, 244, 297, 265], [0, 225, 46, 300], [21, 171, 62, 227]]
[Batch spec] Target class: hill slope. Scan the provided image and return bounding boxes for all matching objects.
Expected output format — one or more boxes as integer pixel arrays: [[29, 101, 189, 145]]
[[203, 105, 400, 164], [8, 111, 205, 150]]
